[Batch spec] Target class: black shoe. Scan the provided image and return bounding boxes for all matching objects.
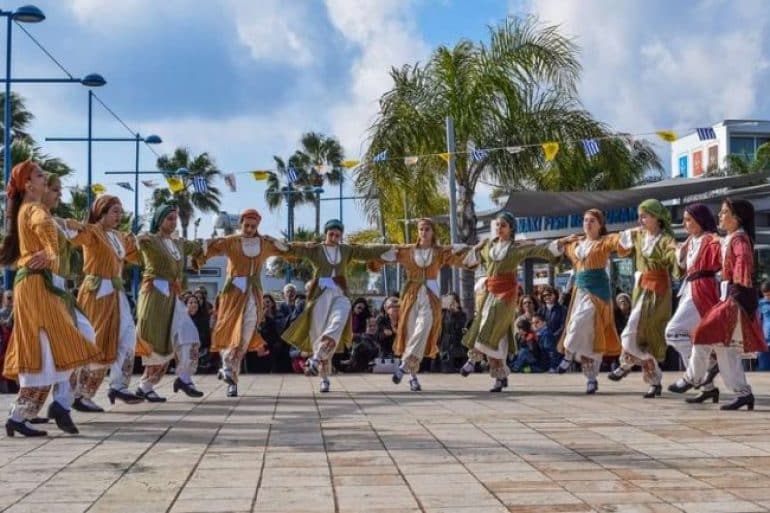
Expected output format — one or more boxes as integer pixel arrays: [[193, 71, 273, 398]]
[[643, 385, 662, 399], [217, 369, 235, 386], [226, 384, 238, 397], [5, 419, 47, 437], [108, 388, 144, 405], [460, 362, 473, 377], [173, 378, 204, 398], [72, 397, 105, 413], [720, 393, 754, 411], [47, 401, 79, 435], [135, 388, 167, 403], [501, 377, 509, 389], [668, 379, 693, 394], [607, 367, 630, 382], [702, 363, 720, 388], [686, 387, 720, 404], [489, 380, 504, 393], [586, 380, 598, 394], [28, 417, 49, 424]]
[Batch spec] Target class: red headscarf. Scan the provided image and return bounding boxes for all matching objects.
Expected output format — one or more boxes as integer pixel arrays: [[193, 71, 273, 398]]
[[6, 160, 37, 200], [239, 208, 262, 224], [88, 195, 121, 223]]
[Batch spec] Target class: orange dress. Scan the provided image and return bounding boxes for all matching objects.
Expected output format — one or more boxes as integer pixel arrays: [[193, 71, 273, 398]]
[[2, 203, 100, 381]]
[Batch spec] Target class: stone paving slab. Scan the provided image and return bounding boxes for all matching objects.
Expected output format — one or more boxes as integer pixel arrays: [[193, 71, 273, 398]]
[[2, 371, 770, 512]]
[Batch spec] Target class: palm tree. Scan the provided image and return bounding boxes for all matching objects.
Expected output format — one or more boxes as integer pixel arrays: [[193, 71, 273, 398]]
[[293, 132, 345, 234], [154, 147, 222, 239], [723, 142, 770, 176], [359, 16, 663, 314]]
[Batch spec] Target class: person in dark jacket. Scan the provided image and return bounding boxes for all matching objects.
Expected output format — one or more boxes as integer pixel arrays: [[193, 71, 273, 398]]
[[758, 281, 770, 371], [537, 285, 565, 340], [261, 294, 293, 373], [437, 293, 467, 373], [351, 297, 371, 336], [533, 313, 560, 372], [375, 297, 399, 357]]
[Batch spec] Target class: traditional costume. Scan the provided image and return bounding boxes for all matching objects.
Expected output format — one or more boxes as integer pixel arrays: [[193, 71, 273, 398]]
[[282, 219, 395, 393], [690, 200, 765, 410], [134, 203, 205, 402], [69, 195, 143, 411], [609, 200, 679, 398], [205, 209, 287, 397]]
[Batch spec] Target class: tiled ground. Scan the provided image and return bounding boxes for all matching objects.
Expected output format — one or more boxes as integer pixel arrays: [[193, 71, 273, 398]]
[[2, 371, 770, 513]]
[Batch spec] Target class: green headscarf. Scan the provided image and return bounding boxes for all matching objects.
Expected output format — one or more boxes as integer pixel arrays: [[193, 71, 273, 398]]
[[638, 199, 672, 235], [495, 210, 517, 232], [324, 218, 344, 233], [150, 202, 177, 234]]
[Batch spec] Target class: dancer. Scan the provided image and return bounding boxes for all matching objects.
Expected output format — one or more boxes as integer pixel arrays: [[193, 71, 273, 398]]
[[2, 161, 100, 436], [689, 199, 765, 410], [665, 204, 722, 400], [386, 218, 466, 391], [205, 208, 286, 397], [460, 210, 555, 392], [551, 209, 623, 394], [67, 195, 144, 411], [607, 199, 679, 398], [282, 219, 395, 393], [134, 202, 206, 402]]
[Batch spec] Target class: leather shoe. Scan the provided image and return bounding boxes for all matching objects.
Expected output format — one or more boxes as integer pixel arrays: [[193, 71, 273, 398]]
[[5, 419, 47, 437], [586, 380, 598, 394], [643, 385, 662, 399], [226, 384, 238, 397], [28, 417, 49, 424], [607, 367, 629, 382], [47, 401, 79, 435], [668, 379, 693, 394], [720, 393, 754, 411], [173, 378, 204, 398], [135, 388, 167, 403], [108, 388, 144, 405], [686, 387, 720, 404], [72, 397, 104, 413]]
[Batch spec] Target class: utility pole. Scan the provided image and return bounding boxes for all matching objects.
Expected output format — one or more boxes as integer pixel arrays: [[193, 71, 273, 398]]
[[446, 116, 460, 293]]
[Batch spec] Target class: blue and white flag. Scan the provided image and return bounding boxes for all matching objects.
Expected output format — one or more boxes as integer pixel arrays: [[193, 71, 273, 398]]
[[192, 175, 208, 194], [471, 148, 488, 162], [116, 182, 134, 192], [372, 150, 387, 163], [287, 166, 299, 183], [696, 127, 716, 141], [582, 138, 600, 158]]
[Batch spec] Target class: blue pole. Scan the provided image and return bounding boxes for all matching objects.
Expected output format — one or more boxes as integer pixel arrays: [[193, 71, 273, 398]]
[[3, 15, 12, 290], [132, 133, 140, 301], [285, 189, 294, 284], [87, 90, 93, 209], [339, 177, 343, 221]]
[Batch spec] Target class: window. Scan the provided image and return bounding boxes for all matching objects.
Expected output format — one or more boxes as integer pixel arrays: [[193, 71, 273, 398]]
[[730, 136, 755, 159]]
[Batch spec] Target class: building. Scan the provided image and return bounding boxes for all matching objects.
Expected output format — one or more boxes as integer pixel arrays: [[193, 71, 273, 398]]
[[671, 120, 770, 178]]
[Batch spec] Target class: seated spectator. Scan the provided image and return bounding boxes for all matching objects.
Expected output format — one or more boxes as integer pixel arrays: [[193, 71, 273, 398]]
[[342, 317, 380, 372], [438, 292, 467, 373], [538, 285, 565, 340], [261, 294, 293, 373], [376, 296, 399, 357], [614, 293, 632, 335], [759, 281, 770, 371], [279, 283, 304, 330], [533, 313, 560, 372], [351, 297, 371, 336], [510, 318, 541, 373], [516, 294, 539, 325], [0, 289, 17, 394]]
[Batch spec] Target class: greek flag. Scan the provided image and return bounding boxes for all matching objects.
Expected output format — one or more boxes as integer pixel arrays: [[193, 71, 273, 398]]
[[372, 150, 387, 163], [696, 127, 716, 141], [192, 175, 208, 194], [582, 138, 600, 158], [287, 166, 299, 183], [471, 149, 488, 162]]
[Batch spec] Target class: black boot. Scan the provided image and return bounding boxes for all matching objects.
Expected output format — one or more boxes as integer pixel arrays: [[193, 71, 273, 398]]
[[643, 385, 662, 399], [173, 378, 204, 398], [720, 393, 754, 411], [686, 387, 719, 404], [5, 419, 47, 437], [47, 401, 79, 435], [696, 363, 720, 389]]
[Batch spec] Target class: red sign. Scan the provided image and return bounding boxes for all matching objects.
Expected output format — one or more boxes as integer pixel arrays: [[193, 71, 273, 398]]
[[693, 150, 703, 176]]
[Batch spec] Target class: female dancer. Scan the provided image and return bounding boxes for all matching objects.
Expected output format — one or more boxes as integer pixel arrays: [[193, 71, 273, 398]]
[[689, 199, 765, 410], [607, 199, 679, 398], [282, 219, 396, 393], [205, 209, 286, 398], [665, 204, 722, 400], [388, 218, 466, 391], [551, 209, 623, 394], [134, 203, 206, 402], [460, 210, 555, 392], [2, 161, 100, 436], [68, 195, 144, 411]]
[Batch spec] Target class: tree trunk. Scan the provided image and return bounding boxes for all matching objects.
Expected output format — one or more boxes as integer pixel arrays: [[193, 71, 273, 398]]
[[180, 211, 190, 239], [457, 181, 479, 318], [314, 195, 321, 235]]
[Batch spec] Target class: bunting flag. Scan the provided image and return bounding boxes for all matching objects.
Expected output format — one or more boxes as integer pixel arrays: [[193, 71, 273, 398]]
[[250, 171, 270, 181], [91, 183, 106, 195], [438, 152, 450, 163], [342, 159, 359, 168], [372, 150, 388, 163], [505, 146, 523, 154], [116, 182, 134, 191], [141, 179, 158, 188], [656, 130, 678, 142], [471, 148, 488, 162], [224, 173, 237, 192], [192, 175, 208, 194], [404, 156, 419, 166], [542, 142, 559, 161], [696, 127, 717, 141], [166, 176, 185, 193], [286, 166, 299, 183], [581, 138, 600, 158]]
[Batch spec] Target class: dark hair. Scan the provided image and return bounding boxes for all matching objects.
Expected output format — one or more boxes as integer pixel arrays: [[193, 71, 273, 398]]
[[447, 292, 462, 312], [519, 294, 538, 311], [761, 281, 770, 294], [584, 208, 608, 236], [532, 313, 546, 323], [723, 198, 755, 243], [540, 285, 558, 301], [0, 161, 39, 265], [516, 318, 532, 331]]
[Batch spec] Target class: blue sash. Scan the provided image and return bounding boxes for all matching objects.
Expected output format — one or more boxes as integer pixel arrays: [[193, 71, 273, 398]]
[[575, 269, 611, 302]]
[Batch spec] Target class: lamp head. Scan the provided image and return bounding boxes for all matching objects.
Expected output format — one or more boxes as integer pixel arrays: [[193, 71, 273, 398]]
[[176, 167, 189, 175], [13, 5, 45, 23], [144, 134, 162, 144], [81, 73, 106, 87]]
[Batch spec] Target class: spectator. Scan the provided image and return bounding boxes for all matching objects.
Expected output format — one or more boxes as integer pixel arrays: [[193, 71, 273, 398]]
[[0, 289, 12, 330], [194, 287, 214, 316], [351, 297, 371, 336], [187, 296, 213, 373], [0, 289, 16, 394], [342, 317, 380, 372], [533, 313, 560, 372], [437, 292, 467, 373], [376, 296, 399, 356], [538, 285, 566, 340], [516, 294, 539, 325], [759, 281, 770, 371], [510, 318, 541, 373], [279, 283, 304, 329], [614, 293, 632, 335], [261, 294, 293, 373]]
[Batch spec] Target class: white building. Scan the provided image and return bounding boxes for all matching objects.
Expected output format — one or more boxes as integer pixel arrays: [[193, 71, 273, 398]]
[[671, 120, 770, 178]]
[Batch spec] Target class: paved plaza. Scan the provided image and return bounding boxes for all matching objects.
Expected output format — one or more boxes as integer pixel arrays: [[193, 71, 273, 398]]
[[2, 372, 770, 513]]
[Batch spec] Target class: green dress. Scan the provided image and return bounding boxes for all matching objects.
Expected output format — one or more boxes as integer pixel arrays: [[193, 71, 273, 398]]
[[282, 243, 394, 353], [135, 234, 204, 358], [463, 239, 555, 356]]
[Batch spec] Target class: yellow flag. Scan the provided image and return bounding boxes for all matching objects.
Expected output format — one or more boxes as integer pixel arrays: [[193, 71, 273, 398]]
[[251, 171, 271, 181], [342, 160, 359, 169], [404, 156, 419, 166], [91, 183, 106, 194], [438, 152, 451, 163], [656, 130, 677, 142], [166, 176, 185, 193], [542, 142, 559, 161]]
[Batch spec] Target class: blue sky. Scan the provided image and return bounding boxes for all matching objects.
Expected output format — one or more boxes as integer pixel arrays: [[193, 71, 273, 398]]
[[9, 0, 770, 238]]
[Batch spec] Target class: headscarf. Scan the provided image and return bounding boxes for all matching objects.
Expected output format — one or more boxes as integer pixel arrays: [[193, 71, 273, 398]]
[[724, 198, 756, 242], [496, 210, 516, 229], [584, 208, 608, 236], [684, 203, 717, 234], [88, 194, 121, 223], [324, 218, 344, 233], [6, 160, 37, 200], [638, 199, 672, 236], [239, 208, 262, 224], [150, 202, 177, 234]]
